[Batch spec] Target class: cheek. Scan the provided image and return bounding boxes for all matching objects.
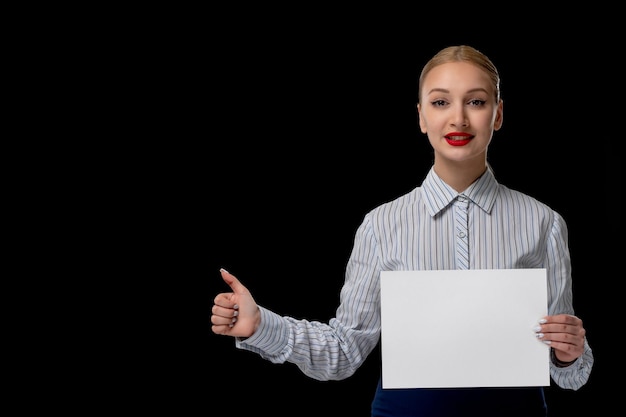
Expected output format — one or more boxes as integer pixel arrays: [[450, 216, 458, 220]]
[[477, 114, 498, 131]]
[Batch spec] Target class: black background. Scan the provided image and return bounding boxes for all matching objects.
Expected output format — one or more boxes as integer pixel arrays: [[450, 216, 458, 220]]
[[127, 21, 620, 417]]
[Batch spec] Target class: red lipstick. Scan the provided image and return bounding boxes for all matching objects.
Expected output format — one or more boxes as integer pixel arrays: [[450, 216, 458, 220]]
[[445, 132, 473, 147]]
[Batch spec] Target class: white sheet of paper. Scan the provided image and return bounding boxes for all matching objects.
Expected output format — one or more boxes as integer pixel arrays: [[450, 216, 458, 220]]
[[379, 269, 549, 388]]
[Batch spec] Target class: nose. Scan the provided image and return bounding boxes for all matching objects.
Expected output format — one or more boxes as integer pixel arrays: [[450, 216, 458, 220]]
[[450, 105, 468, 127]]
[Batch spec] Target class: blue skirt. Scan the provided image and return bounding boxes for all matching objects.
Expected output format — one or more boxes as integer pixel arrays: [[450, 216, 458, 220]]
[[371, 379, 547, 417]]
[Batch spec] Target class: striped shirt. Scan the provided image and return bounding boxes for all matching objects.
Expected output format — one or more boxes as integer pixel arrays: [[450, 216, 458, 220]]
[[236, 165, 593, 390]]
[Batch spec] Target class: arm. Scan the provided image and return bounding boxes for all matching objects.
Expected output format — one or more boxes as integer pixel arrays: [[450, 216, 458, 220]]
[[211, 217, 383, 381], [538, 212, 593, 390]]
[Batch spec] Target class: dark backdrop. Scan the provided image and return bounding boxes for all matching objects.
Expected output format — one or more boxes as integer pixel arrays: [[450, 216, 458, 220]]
[[133, 25, 618, 417]]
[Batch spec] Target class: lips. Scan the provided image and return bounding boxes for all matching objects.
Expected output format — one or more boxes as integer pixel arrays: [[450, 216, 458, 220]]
[[445, 133, 473, 147]]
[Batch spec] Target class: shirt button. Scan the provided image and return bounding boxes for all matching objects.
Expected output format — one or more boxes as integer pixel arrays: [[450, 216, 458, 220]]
[[458, 232, 466, 238]]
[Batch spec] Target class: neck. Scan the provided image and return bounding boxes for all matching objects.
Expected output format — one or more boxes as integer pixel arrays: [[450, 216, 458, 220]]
[[433, 159, 488, 193]]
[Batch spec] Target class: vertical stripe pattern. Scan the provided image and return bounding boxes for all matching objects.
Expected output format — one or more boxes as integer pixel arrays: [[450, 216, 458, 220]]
[[454, 194, 470, 270], [236, 165, 593, 392]]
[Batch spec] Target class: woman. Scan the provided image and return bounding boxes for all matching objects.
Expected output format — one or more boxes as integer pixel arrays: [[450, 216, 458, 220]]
[[211, 45, 593, 416]]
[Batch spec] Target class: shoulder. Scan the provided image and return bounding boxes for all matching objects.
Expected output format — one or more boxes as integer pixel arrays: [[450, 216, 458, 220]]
[[497, 184, 566, 227]]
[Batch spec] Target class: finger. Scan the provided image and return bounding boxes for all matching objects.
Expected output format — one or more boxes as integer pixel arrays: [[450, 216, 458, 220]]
[[212, 323, 236, 335], [212, 303, 239, 318], [220, 268, 247, 293], [535, 323, 585, 349], [541, 320, 585, 337], [213, 292, 237, 308], [544, 330, 583, 345], [211, 312, 238, 326], [548, 340, 583, 362]]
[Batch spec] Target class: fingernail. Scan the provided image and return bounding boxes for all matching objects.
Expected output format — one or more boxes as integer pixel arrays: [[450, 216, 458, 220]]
[[220, 268, 229, 273], [233, 311, 239, 317], [535, 333, 544, 338], [232, 317, 237, 323], [233, 304, 239, 310], [543, 340, 551, 345], [533, 326, 542, 332], [538, 319, 547, 324]]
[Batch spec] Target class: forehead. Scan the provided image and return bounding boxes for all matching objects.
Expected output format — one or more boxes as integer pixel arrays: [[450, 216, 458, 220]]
[[422, 61, 493, 94]]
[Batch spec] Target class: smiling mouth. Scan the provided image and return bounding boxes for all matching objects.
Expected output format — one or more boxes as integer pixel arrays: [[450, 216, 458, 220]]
[[445, 136, 472, 146]]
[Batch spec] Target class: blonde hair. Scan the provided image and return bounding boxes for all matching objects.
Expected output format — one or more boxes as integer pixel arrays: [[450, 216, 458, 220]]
[[418, 45, 501, 104]]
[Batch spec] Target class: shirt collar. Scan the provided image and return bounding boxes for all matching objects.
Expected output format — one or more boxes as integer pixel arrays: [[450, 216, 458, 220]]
[[420, 165, 499, 216]]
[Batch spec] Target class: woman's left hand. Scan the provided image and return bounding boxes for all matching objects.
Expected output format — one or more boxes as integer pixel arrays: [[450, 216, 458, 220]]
[[535, 314, 585, 363]]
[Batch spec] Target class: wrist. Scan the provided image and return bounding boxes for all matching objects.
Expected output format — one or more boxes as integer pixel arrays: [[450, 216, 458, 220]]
[[551, 348, 577, 368]]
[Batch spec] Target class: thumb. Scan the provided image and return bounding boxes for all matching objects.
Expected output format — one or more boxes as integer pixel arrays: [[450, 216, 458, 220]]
[[220, 268, 247, 293]]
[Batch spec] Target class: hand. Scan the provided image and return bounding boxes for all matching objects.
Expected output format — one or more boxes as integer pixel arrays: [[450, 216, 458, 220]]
[[211, 268, 260, 338], [535, 314, 585, 364]]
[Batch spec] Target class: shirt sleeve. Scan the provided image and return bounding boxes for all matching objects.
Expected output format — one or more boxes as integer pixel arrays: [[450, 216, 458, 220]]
[[234, 215, 382, 381], [546, 211, 594, 390]]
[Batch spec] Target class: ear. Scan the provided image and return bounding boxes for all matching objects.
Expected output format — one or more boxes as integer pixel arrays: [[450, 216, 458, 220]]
[[417, 103, 427, 134], [494, 99, 504, 131]]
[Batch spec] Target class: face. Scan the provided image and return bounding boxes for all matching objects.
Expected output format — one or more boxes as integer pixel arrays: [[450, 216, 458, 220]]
[[417, 61, 503, 166]]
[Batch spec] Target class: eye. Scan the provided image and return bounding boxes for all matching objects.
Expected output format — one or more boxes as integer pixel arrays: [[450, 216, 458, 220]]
[[468, 99, 486, 107], [430, 99, 448, 107]]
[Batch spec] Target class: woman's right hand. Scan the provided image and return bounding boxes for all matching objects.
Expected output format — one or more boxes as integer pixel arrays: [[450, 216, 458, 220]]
[[211, 268, 260, 338]]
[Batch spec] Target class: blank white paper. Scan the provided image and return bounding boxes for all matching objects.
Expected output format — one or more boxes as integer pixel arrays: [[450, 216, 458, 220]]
[[379, 269, 550, 389]]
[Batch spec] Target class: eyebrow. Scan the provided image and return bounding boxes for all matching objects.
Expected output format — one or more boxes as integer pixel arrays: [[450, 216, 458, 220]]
[[427, 87, 490, 95]]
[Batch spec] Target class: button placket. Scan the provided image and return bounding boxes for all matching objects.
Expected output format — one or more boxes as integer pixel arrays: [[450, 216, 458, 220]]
[[454, 195, 470, 270]]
